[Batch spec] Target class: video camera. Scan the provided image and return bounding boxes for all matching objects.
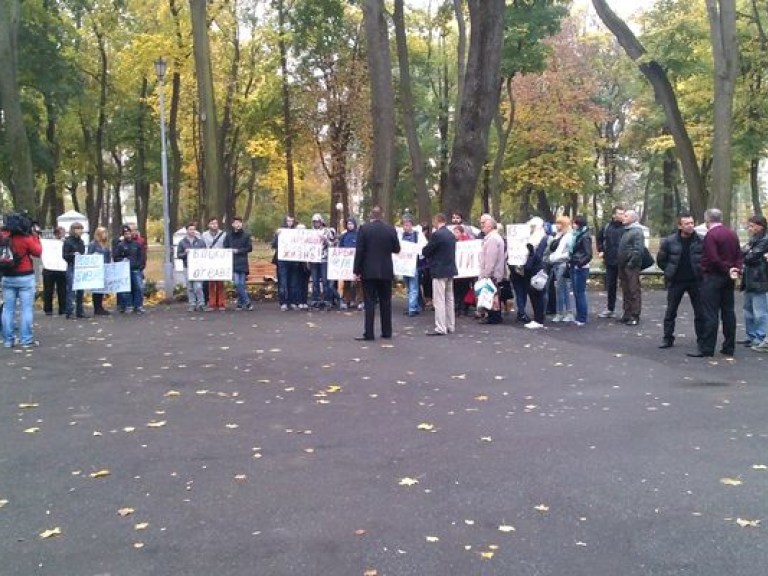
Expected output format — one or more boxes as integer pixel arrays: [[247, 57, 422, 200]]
[[1, 212, 34, 236]]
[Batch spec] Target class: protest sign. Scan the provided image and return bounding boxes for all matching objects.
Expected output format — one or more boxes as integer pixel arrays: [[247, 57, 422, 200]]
[[187, 248, 233, 281], [327, 247, 356, 280], [454, 239, 482, 278], [40, 239, 67, 272], [392, 241, 421, 277], [506, 224, 531, 266], [277, 229, 325, 263], [73, 254, 105, 290], [92, 261, 131, 294]]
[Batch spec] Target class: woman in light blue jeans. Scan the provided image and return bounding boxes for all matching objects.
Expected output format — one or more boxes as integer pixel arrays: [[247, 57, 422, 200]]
[[547, 216, 574, 322]]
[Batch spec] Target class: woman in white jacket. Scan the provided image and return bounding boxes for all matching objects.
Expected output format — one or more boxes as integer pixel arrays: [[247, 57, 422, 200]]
[[547, 215, 574, 322]]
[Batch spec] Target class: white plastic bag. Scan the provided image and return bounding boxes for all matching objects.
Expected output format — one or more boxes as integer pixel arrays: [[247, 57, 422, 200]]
[[474, 278, 497, 311]]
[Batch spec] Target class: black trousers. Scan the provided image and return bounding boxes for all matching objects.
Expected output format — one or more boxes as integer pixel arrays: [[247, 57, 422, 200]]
[[362, 279, 393, 339], [699, 275, 736, 355], [604, 264, 619, 312], [43, 270, 67, 315], [663, 281, 704, 344]]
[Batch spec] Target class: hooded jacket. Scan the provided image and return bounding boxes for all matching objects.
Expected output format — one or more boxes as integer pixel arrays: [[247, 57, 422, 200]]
[[338, 218, 359, 248]]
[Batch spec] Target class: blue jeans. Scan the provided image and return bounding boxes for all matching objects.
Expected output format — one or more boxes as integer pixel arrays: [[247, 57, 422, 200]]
[[405, 275, 421, 313], [310, 262, 334, 304], [129, 270, 144, 310], [744, 291, 768, 343], [65, 267, 84, 316], [553, 263, 572, 314], [277, 261, 300, 305], [2, 274, 36, 346], [233, 271, 250, 307], [571, 266, 589, 323]]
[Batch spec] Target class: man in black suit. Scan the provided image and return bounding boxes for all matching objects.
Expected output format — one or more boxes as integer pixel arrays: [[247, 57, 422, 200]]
[[421, 213, 458, 335], [353, 206, 401, 341]]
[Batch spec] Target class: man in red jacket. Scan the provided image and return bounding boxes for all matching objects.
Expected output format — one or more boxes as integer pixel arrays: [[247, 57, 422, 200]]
[[2, 216, 43, 348], [687, 208, 743, 358]]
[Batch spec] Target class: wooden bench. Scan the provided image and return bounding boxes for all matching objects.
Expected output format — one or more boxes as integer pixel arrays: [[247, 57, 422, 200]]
[[246, 260, 276, 284]]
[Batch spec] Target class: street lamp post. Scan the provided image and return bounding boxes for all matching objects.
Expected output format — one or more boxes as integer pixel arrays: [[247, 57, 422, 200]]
[[154, 57, 174, 302]]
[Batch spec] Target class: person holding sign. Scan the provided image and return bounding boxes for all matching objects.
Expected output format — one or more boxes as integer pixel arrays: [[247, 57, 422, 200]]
[[400, 216, 422, 317], [63, 222, 88, 319], [353, 207, 400, 341], [87, 227, 112, 316], [42, 226, 67, 316], [421, 213, 458, 336], [114, 225, 147, 314], [202, 217, 227, 311], [177, 222, 208, 312], [338, 217, 363, 310]]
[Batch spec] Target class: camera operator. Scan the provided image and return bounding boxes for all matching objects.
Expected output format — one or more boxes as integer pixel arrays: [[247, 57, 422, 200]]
[[1, 213, 43, 348]]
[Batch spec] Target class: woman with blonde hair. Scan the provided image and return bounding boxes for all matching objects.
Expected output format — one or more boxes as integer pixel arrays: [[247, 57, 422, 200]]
[[87, 227, 112, 316], [546, 215, 574, 322]]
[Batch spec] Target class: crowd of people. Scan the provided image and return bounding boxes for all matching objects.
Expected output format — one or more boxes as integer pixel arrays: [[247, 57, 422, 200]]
[[2, 206, 767, 356]]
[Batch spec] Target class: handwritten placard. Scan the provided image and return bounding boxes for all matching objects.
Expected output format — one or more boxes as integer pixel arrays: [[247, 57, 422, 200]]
[[40, 239, 67, 272], [277, 229, 325, 263], [327, 247, 356, 280], [393, 241, 421, 277], [454, 240, 482, 278], [187, 249, 233, 281], [92, 261, 131, 294], [506, 224, 531, 266], [73, 254, 105, 290]]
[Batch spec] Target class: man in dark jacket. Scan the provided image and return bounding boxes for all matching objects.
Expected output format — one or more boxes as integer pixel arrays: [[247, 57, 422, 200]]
[[421, 213, 458, 336], [224, 216, 253, 311], [114, 225, 147, 314], [596, 206, 625, 318], [656, 213, 704, 349], [63, 222, 88, 319], [353, 206, 400, 341], [272, 214, 297, 311], [740, 215, 768, 352], [688, 208, 743, 358], [617, 210, 645, 326]]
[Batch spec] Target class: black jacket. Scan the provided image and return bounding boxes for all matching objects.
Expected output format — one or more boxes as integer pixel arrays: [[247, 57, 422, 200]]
[[421, 225, 458, 279], [741, 233, 768, 293], [62, 235, 85, 267], [597, 221, 625, 266], [569, 228, 593, 268], [114, 238, 146, 270], [353, 219, 400, 280], [656, 231, 703, 285], [224, 229, 253, 274]]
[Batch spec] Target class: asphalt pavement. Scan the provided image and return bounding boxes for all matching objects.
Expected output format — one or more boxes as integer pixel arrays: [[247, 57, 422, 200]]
[[1, 288, 767, 575]]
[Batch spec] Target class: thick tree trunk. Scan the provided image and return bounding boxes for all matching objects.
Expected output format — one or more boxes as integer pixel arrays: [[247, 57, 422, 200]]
[[453, 0, 466, 115], [592, 0, 706, 220], [135, 78, 150, 238], [110, 150, 124, 237], [0, 0, 36, 215], [190, 0, 226, 222], [394, 0, 431, 223], [170, 0, 184, 235], [706, 0, 738, 223], [94, 30, 108, 232], [490, 78, 515, 220], [362, 0, 396, 221], [442, 0, 505, 220], [277, 0, 296, 216], [43, 98, 62, 227]]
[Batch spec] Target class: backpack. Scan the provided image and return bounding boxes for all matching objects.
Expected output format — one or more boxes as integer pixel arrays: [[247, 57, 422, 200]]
[[0, 235, 19, 271]]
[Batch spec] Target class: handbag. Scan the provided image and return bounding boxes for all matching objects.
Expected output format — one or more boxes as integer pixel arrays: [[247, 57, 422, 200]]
[[641, 247, 655, 270], [474, 278, 497, 310], [530, 270, 548, 291]]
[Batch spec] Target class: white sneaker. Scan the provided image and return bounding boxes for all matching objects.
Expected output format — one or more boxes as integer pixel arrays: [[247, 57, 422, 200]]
[[551, 314, 563, 323], [340, 302, 348, 310], [525, 321, 544, 329], [280, 304, 288, 312], [573, 321, 586, 327], [598, 310, 615, 318], [752, 340, 768, 352], [562, 313, 575, 322]]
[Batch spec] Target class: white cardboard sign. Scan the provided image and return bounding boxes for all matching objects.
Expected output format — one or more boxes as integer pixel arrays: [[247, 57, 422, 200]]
[[40, 239, 67, 272], [92, 261, 131, 294], [186, 248, 233, 281], [73, 254, 105, 290], [277, 229, 325, 263], [506, 224, 531, 266], [327, 247, 356, 280], [454, 240, 483, 278], [393, 241, 421, 277]]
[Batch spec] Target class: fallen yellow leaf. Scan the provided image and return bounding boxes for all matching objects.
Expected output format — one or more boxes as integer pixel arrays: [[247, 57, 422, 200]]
[[498, 525, 515, 533], [225, 423, 239, 429], [163, 390, 180, 397], [146, 421, 167, 428], [720, 477, 743, 486], [398, 477, 419, 487], [363, 570, 378, 576], [18, 403, 39, 409], [134, 522, 149, 531], [736, 518, 760, 528], [234, 474, 247, 481], [133, 542, 145, 549], [534, 504, 550, 512], [480, 551, 494, 559], [752, 464, 767, 470], [417, 423, 434, 431], [90, 469, 111, 479], [23, 427, 40, 434], [39, 527, 62, 539], [425, 536, 440, 542], [354, 529, 366, 536], [326, 385, 342, 393], [0, 499, 8, 509], [117, 508, 135, 517], [451, 374, 467, 380], [475, 395, 489, 401]]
